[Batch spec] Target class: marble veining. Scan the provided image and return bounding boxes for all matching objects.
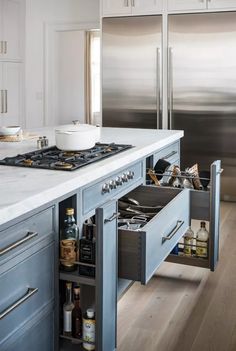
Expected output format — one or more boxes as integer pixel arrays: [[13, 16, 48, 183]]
[[0, 127, 183, 226]]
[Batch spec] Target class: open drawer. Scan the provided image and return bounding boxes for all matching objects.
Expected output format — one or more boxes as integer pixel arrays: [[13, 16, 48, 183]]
[[165, 160, 221, 272], [118, 185, 190, 285]]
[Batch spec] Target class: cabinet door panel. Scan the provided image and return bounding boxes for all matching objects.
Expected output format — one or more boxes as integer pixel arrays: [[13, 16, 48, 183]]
[[96, 200, 117, 351], [2, 0, 22, 60], [132, 0, 163, 14], [102, 0, 131, 16], [208, 0, 236, 9], [168, 0, 207, 11], [2, 62, 22, 126]]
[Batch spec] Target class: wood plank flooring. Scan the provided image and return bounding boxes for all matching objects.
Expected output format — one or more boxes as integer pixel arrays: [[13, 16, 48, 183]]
[[117, 202, 236, 351]]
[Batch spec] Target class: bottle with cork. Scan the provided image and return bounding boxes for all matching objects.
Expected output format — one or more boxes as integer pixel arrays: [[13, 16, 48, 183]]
[[60, 208, 79, 271], [196, 221, 209, 258]]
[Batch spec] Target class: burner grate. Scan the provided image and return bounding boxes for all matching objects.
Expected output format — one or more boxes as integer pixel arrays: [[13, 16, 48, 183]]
[[0, 143, 133, 171]]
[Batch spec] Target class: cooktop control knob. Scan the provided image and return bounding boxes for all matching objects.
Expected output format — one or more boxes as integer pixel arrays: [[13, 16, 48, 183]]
[[127, 171, 134, 179], [122, 173, 128, 182], [109, 180, 117, 190], [102, 183, 110, 194], [115, 176, 123, 186]]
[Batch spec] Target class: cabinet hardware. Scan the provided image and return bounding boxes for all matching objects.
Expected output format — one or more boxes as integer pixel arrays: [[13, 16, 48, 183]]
[[162, 150, 178, 160], [131, 0, 135, 7], [104, 212, 120, 223], [168, 47, 173, 129], [162, 220, 184, 243], [0, 231, 38, 256], [124, 0, 129, 7], [156, 48, 162, 128], [4, 41, 7, 54], [0, 90, 3, 113], [4, 90, 7, 113], [0, 41, 3, 54], [0, 288, 38, 320]]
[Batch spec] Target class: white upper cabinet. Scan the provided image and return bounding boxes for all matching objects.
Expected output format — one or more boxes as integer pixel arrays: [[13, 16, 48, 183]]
[[102, 0, 132, 16], [207, 0, 236, 9], [168, 0, 236, 11], [102, 0, 163, 16], [131, 0, 163, 15], [0, 0, 23, 60], [168, 0, 207, 11]]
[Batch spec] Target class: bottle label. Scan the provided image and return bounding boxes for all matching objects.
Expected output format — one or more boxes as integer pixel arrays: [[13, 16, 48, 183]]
[[184, 238, 192, 256], [60, 239, 76, 266], [196, 240, 208, 258], [83, 318, 95, 350], [63, 310, 72, 333]]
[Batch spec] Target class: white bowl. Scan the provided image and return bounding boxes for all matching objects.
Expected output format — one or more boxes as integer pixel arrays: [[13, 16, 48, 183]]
[[0, 126, 21, 136]]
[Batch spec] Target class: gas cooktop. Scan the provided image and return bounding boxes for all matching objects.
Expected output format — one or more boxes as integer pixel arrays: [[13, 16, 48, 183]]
[[0, 143, 133, 171]]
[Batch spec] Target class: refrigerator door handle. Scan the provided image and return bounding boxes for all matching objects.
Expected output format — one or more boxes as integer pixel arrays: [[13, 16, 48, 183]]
[[168, 47, 173, 129], [156, 48, 162, 128]]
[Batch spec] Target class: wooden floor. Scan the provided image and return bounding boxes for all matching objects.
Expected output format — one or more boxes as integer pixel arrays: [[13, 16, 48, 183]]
[[117, 202, 236, 351]]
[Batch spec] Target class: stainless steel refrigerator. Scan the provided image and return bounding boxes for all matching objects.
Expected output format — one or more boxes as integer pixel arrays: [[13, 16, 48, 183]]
[[102, 13, 236, 201], [102, 16, 162, 129]]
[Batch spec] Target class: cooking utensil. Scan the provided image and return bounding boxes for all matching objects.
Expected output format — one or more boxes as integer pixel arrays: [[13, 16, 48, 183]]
[[120, 196, 140, 206], [55, 124, 100, 151], [147, 168, 161, 186], [0, 126, 21, 136], [199, 170, 211, 190], [154, 159, 171, 180]]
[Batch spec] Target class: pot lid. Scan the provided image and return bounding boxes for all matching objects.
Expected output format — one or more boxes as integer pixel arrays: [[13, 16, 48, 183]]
[[55, 124, 97, 133]]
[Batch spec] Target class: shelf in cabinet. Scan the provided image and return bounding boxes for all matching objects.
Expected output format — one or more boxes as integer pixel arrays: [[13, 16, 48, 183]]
[[59, 270, 96, 286], [165, 253, 209, 268], [60, 335, 95, 350]]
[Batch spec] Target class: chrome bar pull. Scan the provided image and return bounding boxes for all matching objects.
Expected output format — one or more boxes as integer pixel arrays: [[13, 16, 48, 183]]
[[0, 231, 38, 256], [0, 41, 3, 54], [131, 0, 135, 7], [0, 288, 38, 320], [0, 90, 3, 113], [4, 90, 7, 113], [162, 150, 178, 160], [4, 41, 7, 54], [162, 220, 184, 243], [104, 212, 120, 223], [124, 0, 129, 7], [156, 48, 162, 128], [168, 47, 173, 130]]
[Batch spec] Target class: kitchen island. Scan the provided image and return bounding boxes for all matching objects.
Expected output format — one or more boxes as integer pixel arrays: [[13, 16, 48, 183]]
[[0, 127, 220, 351]]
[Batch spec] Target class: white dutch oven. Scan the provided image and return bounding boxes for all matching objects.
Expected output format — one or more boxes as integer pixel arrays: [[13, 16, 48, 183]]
[[55, 124, 100, 151]]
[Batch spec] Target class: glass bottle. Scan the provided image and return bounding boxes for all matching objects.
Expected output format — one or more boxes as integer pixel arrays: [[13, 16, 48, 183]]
[[83, 308, 96, 351], [63, 282, 74, 337], [184, 227, 194, 256], [79, 223, 96, 277], [196, 221, 209, 258], [60, 208, 79, 271], [72, 286, 82, 339]]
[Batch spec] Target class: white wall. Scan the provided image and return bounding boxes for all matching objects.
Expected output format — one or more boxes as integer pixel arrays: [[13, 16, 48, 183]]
[[24, 0, 100, 128]]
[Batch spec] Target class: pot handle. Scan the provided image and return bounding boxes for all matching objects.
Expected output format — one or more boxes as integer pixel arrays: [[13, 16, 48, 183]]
[[56, 131, 73, 135]]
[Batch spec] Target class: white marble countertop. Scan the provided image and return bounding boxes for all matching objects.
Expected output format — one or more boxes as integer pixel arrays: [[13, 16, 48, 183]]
[[0, 127, 183, 226]]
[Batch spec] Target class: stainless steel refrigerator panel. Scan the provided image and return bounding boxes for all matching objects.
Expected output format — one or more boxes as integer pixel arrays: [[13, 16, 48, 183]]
[[102, 16, 162, 129], [168, 13, 236, 200]]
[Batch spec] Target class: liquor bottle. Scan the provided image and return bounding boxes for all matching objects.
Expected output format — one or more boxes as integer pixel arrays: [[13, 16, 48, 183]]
[[63, 282, 74, 337], [83, 308, 96, 350], [183, 227, 194, 256], [72, 286, 82, 339], [60, 208, 79, 271], [79, 223, 96, 277], [196, 221, 209, 258]]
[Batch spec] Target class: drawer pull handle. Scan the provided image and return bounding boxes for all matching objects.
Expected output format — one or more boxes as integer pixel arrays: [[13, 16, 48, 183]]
[[0, 231, 38, 256], [104, 212, 120, 223], [162, 220, 184, 243], [162, 150, 178, 160], [0, 288, 38, 320]]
